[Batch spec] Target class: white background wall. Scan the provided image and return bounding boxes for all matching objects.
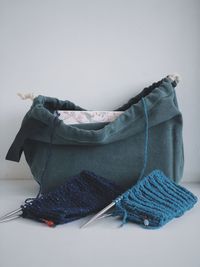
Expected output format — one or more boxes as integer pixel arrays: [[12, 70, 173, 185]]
[[0, 0, 199, 182]]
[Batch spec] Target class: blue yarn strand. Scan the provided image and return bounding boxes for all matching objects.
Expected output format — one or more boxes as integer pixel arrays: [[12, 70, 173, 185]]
[[114, 97, 149, 225], [136, 97, 149, 183]]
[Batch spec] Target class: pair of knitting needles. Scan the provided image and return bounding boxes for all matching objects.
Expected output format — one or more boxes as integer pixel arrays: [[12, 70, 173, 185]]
[[0, 207, 113, 224], [0, 208, 22, 223]]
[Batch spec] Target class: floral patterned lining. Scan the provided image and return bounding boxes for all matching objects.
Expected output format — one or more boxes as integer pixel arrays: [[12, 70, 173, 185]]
[[57, 110, 124, 124]]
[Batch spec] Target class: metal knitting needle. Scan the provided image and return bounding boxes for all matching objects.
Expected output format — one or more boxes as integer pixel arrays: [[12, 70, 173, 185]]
[[81, 202, 115, 228], [96, 212, 113, 220], [0, 215, 21, 223], [0, 208, 22, 221]]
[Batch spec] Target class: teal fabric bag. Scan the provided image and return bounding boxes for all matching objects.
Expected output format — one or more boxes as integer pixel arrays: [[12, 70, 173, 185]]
[[6, 76, 184, 193]]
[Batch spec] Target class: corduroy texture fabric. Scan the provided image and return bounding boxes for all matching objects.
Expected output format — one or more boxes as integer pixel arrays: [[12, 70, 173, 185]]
[[6, 76, 184, 193], [21, 170, 123, 226], [113, 169, 198, 229]]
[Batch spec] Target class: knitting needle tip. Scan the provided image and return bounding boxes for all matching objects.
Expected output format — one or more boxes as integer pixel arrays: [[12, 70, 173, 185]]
[[81, 202, 115, 228], [0, 208, 22, 221], [0, 215, 21, 223]]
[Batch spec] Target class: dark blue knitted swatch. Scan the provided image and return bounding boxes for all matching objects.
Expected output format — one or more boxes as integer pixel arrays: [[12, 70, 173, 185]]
[[21, 170, 123, 226], [112, 169, 198, 229]]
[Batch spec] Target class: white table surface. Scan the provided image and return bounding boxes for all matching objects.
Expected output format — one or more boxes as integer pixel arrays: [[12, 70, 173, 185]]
[[0, 180, 200, 267]]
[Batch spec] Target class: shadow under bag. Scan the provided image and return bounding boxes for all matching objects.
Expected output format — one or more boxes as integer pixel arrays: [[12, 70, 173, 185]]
[[6, 76, 184, 194]]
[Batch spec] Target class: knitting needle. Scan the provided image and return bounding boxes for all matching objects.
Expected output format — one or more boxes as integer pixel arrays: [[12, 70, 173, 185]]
[[96, 213, 113, 220], [0, 215, 21, 223], [0, 208, 22, 221], [81, 202, 115, 228]]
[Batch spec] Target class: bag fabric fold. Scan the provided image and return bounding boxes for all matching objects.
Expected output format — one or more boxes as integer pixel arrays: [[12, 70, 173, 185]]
[[6, 77, 184, 193]]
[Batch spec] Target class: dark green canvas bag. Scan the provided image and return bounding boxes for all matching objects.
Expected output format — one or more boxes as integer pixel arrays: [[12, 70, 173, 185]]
[[6, 76, 184, 193]]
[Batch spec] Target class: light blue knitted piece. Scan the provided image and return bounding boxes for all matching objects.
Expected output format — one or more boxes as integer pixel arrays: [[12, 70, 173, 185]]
[[112, 97, 198, 229], [113, 169, 198, 229]]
